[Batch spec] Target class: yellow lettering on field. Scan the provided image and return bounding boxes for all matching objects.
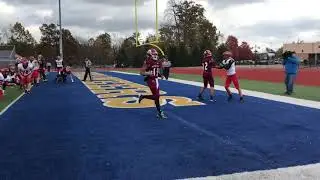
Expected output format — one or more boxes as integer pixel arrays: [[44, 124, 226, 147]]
[[103, 97, 167, 108], [91, 89, 109, 94], [161, 96, 204, 106], [86, 84, 101, 89], [98, 89, 166, 98], [85, 82, 101, 85], [81, 72, 203, 109], [102, 96, 203, 108]]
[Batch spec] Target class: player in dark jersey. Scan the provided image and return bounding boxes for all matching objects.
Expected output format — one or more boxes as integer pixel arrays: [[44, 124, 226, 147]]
[[138, 48, 167, 119], [197, 50, 216, 101], [38, 55, 47, 82]]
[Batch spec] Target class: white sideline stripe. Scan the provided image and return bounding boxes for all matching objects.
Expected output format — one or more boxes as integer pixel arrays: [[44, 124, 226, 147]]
[[72, 72, 98, 96], [0, 82, 47, 117], [110, 71, 320, 180], [110, 71, 320, 109], [0, 92, 25, 116], [181, 163, 320, 180]]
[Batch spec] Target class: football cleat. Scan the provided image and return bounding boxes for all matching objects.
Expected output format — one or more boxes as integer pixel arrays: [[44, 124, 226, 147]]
[[209, 96, 216, 102], [157, 111, 167, 119], [197, 95, 204, 101], [138, 94, 143, 103]]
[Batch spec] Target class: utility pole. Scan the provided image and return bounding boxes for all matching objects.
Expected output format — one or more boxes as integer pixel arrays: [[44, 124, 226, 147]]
[[58, 0, 63, 59], [315, 43, 318, 66]]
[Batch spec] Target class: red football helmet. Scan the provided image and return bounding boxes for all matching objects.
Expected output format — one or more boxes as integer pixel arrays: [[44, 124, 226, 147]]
[[147, 48, 158, 61], [203, 50, 212, 58], [21, 59, 29, 68]]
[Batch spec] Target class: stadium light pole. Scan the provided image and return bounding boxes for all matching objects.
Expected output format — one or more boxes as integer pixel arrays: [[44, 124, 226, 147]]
[[58, 0, 63, 60]]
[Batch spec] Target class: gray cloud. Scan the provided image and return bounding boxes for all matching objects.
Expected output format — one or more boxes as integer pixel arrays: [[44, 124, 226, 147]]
[[2, 0, 318, 47], [208, 0, 265, 9], [237, 19, 320, 38], [0, 0, 54, 6], [0, 0, 150, 6], [0, 0, 155, 37], [80, 0, 150, 6], [223, 18, 320, 48]]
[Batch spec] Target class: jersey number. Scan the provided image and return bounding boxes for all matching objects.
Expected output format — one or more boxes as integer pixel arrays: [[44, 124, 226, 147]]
[[203, 62, 208, 71], [152, 68, 159, 76]]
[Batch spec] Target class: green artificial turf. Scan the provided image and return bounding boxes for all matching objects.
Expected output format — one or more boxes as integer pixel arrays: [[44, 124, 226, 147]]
[[0, 86, 23, 112]]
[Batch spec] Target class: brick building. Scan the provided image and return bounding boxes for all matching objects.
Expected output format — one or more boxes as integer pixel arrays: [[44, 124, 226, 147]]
[[283, 42, 320, 63]]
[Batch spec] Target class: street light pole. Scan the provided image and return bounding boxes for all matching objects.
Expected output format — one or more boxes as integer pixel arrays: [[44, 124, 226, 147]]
[[58, 0, 63, 59]]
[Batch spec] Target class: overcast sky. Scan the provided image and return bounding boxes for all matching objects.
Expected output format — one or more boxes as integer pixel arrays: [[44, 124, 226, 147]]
[[1, 0, 320, 50]]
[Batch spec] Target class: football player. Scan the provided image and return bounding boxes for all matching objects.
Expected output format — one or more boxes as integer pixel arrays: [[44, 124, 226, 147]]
[[197, 50, 216, 102], [31, 56, 40, 86], [55, 56, 64, 81], [17, 59, 34, 93], [138, 48, 167, 119], [61, 65, 73, 83], [38, 54, 48, 82], [218, 51, 244, 103]]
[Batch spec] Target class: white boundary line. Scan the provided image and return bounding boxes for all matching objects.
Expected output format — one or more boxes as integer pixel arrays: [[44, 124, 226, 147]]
[[108, 71, 320, 180], [110, 71, 320, 109], [182, 163, 320, 180], [0, 92, 25, 116]]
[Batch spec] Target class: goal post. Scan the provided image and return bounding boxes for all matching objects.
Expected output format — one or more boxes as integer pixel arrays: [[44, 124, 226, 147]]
[[0, 45, 16, 68], [134, 0, 165, 56]]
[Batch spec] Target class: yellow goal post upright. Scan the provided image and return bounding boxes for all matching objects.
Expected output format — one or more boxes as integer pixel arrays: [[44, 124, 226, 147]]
[[134, 0, 165, 56]]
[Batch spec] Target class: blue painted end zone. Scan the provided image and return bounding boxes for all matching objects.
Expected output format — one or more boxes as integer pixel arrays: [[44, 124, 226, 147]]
[[0, 72, 319, 180]]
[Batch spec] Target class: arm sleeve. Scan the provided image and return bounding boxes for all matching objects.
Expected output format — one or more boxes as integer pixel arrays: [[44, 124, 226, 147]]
[[158, 68, 163, 77], [287, 56, 299, 64], [282, 58, 287, 65], [0, 73, 4, 81], [224, 59, 235, 70]]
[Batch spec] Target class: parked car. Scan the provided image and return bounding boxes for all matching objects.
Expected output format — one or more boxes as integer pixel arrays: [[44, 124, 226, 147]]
[[274, 58, 282, 64]]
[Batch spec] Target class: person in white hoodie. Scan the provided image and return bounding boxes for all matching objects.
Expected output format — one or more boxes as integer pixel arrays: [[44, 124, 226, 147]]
[[217, 51, 244, 103]]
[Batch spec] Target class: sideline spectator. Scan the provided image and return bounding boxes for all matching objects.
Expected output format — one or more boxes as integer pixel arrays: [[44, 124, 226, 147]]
[[46, 61, 52, 72], [282, 51, 300, 95], [162, 57, 171, 80], [83, 58, 92, 81]]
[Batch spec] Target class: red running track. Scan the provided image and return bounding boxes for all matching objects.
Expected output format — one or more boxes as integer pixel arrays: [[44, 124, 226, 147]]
[[100, 67, 320, 87]]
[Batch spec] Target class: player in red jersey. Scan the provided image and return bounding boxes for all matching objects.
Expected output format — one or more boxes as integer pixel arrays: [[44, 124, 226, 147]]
[[17, 59, 33, 93], [138, 48, 167, 119], [197, 50, 216, 102]]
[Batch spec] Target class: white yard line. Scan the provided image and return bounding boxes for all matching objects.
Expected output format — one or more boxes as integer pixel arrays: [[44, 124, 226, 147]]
[[0, 83, 39, 116], [0, 92, 25, 116], [111, 71, 320, 109], [181, 163, 320, 180]]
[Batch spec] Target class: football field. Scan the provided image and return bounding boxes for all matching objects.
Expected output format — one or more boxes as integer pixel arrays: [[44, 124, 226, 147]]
[[0, 71, 320, 180]]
